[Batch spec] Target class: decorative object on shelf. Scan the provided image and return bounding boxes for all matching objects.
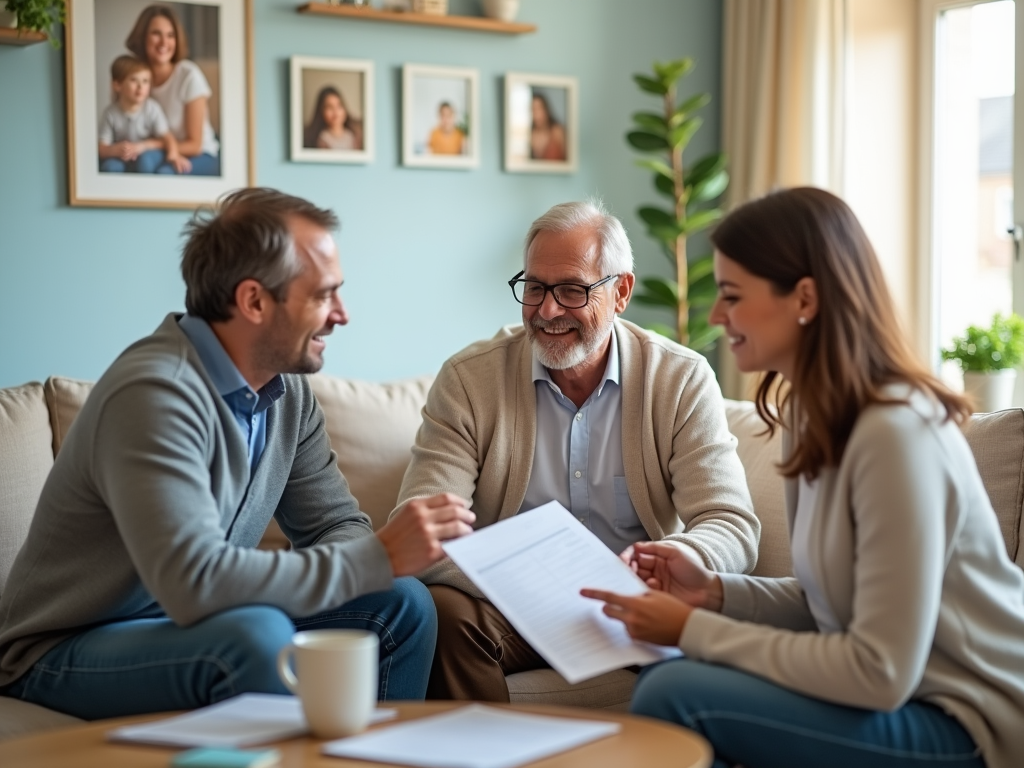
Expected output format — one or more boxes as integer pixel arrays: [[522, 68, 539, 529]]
[[297, 3, 536, 34], [290, 56, 374, 165], [627, 58, 727, 352], [66, 0, 254, 209], [3, 0, 63, 47], [942, 312, 1024, 412], [411, 0, 446, 15], [503, 72, 578, 174], [402, 63, 479, 170], [480, 0, 518, 22]]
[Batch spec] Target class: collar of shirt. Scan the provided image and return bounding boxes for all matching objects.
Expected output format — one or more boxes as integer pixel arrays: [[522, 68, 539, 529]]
[[532, 322, 620, 401], [178, 314, 286, 414]]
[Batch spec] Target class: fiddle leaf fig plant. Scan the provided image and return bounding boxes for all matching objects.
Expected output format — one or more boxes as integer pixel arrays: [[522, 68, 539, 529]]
[[627, 58, 728, 352], [4, 0, 65, 47]]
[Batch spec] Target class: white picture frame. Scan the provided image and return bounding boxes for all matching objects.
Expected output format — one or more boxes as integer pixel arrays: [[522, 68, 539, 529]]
[[66, 0, 254, 209], [402, 63, 480, 170], [290, 56, 375, 164], [504, 71, 579, 174]]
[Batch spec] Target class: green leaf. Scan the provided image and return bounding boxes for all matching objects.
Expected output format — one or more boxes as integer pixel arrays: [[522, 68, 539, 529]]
[[645, 323, 679, 341], [632, 112, 669, 135], [673, 93, 711, 120], [687, 325, 723, 353], [635, 277, 680, 309], [681, 208, 723, 234], [687, 256, 715, 284], [687, 272, 718, 304], [654, 174, 676, 198], [637, 206, 676, 228], [653, 58, 694, 85], [941, 312, 1024, 371], [635, 157, 674, 179], [668, 117, 702, 150], [685, 153, 727, 188], [650, 224, 684, 244], [627, 130, 670, 152], [634, 74, 668, 95], [689, 169, 729, 203]]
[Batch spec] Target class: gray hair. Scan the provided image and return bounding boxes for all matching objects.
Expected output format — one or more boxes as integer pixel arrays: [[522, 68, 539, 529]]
[[524, 199, 634, 276], [181, 187, 339, 322]]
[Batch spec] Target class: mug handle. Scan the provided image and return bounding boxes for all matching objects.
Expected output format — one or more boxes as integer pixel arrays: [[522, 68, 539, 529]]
[[276, 644, 299, 693]]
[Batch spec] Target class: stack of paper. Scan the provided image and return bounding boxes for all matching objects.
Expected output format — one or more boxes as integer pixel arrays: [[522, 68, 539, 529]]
[[322, 704, 620, 768]]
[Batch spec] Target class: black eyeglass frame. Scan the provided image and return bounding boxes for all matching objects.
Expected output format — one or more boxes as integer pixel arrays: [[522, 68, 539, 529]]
[[507, 271, 620, 309]]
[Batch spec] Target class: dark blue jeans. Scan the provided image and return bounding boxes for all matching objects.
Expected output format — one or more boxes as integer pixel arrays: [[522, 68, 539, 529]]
[[3, 578, 435, 720], [631, 659, 985, 768], [99, 149, 176, 174]]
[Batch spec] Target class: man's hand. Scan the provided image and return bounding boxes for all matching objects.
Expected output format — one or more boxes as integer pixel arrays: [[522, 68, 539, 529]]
[[623, 541, 723, 612], [580, 589, 692, 646], [167, 154, 192, 174], [376, 493, 474, 577]]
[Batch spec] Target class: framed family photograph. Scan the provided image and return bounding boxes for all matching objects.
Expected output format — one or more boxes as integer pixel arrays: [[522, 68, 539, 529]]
[[66, 0, 254, 209], [504, 72, 578, 174], [402, 64, 479, 170], [290, 56, 374, 164]]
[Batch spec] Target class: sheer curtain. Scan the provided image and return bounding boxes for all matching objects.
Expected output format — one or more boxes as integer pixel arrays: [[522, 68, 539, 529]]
[[718, 0, 847, 399]]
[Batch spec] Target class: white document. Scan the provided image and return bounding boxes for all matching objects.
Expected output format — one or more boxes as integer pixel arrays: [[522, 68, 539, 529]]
[[442, 501, 680, 684], [108, 693, 397, 748], [322, 704, 620, 768]]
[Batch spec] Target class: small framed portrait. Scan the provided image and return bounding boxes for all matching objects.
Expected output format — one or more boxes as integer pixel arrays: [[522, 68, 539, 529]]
[[504, 72, 579, 174], [66, 0, 254, 209], [290, 56, 374, 164], [402, 63, 479, 170]]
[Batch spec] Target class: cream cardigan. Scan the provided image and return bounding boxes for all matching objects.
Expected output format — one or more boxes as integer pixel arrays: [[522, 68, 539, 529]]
[[395, 319, 759, 597], [682, 389, 1024, 768]]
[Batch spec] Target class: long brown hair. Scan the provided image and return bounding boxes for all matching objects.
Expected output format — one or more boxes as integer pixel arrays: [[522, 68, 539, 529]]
[[125, 5, 189, 65], [710, 187, 971, 479]]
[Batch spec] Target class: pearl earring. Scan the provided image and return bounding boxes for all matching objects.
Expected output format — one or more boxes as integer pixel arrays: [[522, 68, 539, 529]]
[[798, 317, 808, 326]]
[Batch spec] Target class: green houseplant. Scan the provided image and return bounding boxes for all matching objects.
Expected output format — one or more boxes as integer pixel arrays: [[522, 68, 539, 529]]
[[942, 312, 1024, 411], [626, 58, 728, 352], [4, 0, 65, 46]]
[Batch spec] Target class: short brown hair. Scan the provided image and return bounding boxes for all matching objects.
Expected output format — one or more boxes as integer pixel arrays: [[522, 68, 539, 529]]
[[110, 55, 150, 84], [710, 187, 971, 480], [181, 188, 340, 323], [125, 5, 188, 64]]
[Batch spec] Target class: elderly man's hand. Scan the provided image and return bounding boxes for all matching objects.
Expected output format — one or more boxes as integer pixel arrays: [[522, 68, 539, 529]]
[[624, 541, 723, 612], [580, 588, 692, 646], [376, 494, 475, 577]]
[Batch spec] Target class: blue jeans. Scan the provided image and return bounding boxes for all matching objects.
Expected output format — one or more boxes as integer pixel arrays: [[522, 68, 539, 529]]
[[3, 578, 435, 720], [183, 152, 220, 176], [631, 659, 985, 768], [99, 149, 176, 174]]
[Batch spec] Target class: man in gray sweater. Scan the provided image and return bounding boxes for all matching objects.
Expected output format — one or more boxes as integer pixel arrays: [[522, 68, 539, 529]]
[[0, 188, 474, 719]]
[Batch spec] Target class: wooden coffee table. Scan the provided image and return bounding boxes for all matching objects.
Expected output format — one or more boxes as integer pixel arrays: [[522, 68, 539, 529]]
[[0, 701, 712, 768]]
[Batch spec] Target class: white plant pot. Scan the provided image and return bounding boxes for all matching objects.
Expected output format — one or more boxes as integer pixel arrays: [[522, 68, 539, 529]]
[[481, 0, 519, 22], [963, 369, 1017, 413]]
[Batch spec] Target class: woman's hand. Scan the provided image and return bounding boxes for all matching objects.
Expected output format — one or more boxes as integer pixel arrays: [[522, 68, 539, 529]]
[[580, 589, 692, 646], [625, 541, 724, 612]]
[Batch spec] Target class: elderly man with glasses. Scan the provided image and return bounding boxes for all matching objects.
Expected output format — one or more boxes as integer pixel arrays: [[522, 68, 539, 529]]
[[392, 199, 759, 702]]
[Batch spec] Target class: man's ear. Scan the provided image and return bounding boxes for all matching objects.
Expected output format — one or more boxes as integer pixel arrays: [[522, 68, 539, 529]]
[[794, 276, 818, 323], [233, 278, 272, 326], [614, 273, 635, 314]]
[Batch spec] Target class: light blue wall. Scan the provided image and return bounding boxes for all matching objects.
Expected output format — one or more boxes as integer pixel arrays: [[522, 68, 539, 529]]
[[0, 0, 722, 388]]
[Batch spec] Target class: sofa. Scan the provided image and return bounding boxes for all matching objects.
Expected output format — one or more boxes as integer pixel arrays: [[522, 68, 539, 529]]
[[1, 373, 1022, 740]]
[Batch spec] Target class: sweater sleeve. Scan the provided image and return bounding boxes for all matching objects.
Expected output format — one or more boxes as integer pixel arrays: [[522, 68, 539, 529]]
[[92, 379, 392, 626], [680, 405, 951, 711]]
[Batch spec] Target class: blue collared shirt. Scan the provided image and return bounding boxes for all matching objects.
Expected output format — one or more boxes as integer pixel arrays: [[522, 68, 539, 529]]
[[178, 314, 286, 474], [519, 325, 649, 555]]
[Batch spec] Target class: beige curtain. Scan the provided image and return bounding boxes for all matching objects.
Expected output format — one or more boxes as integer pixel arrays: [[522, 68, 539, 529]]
[[718, 0, 847, 399]]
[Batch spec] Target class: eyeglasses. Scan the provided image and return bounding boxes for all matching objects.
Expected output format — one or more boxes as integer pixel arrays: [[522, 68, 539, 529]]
[[508, 271, 619, 309]]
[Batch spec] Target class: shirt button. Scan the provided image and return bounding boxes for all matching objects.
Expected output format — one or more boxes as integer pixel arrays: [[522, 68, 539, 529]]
[[574, 470, 582, 478], [575, 412, 582, 421], [578, 517, 585, 523], [245, 393, 253, 399]]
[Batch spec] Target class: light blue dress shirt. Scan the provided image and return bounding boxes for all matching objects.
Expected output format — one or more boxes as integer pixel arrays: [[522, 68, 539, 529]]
[[178, 314, 286, 474], [519, 326, 649, 555]]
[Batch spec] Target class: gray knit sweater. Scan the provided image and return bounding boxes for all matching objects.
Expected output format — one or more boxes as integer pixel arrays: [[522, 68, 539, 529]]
[[0, 314, 393, 686]]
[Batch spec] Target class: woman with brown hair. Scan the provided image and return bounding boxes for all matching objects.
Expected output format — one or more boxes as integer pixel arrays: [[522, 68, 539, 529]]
[[583, 187, 1024, 768], [125, 4, 220, 175]]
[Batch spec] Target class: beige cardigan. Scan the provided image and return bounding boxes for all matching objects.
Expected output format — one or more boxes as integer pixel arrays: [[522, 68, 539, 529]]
[[682, 389, 1024, 768], [395, 319, 759, 597]]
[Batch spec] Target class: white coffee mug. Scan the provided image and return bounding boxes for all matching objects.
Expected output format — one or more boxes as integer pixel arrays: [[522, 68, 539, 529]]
[[276, 629, 379, 739]]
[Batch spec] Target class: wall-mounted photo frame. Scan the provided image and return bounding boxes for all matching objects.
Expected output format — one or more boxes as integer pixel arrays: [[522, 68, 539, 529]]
[[504, 72, 579, 174], [290, 56, 374, 164], [402, 63, 479, 170], [66, 0, 254, 209]]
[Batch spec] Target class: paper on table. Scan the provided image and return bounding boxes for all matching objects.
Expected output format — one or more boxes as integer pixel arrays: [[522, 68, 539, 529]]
[[322, 704, 620, 768], [442, 501, 680, 684], [108, 693, 397, 748]]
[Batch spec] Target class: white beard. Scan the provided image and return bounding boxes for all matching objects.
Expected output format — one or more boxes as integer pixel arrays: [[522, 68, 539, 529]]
[[527, 316, 612, 371]]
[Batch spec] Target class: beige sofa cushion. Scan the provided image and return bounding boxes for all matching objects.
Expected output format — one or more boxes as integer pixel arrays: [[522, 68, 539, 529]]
[[506, 668, 636, 710], [43, 376, 94, 456], [0, 383, 54, 595], [309, 374, 434, 530]]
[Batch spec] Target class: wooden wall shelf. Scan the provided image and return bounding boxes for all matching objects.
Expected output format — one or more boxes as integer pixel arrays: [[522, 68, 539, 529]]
[[0, 27, 47, 46], [297, 3, 536, 35]]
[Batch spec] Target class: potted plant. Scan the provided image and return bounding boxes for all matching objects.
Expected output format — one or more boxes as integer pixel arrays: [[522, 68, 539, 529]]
[[625, 57, 728, 352], [3, 0, 65, 46], [942, 312, 1024, 412]]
